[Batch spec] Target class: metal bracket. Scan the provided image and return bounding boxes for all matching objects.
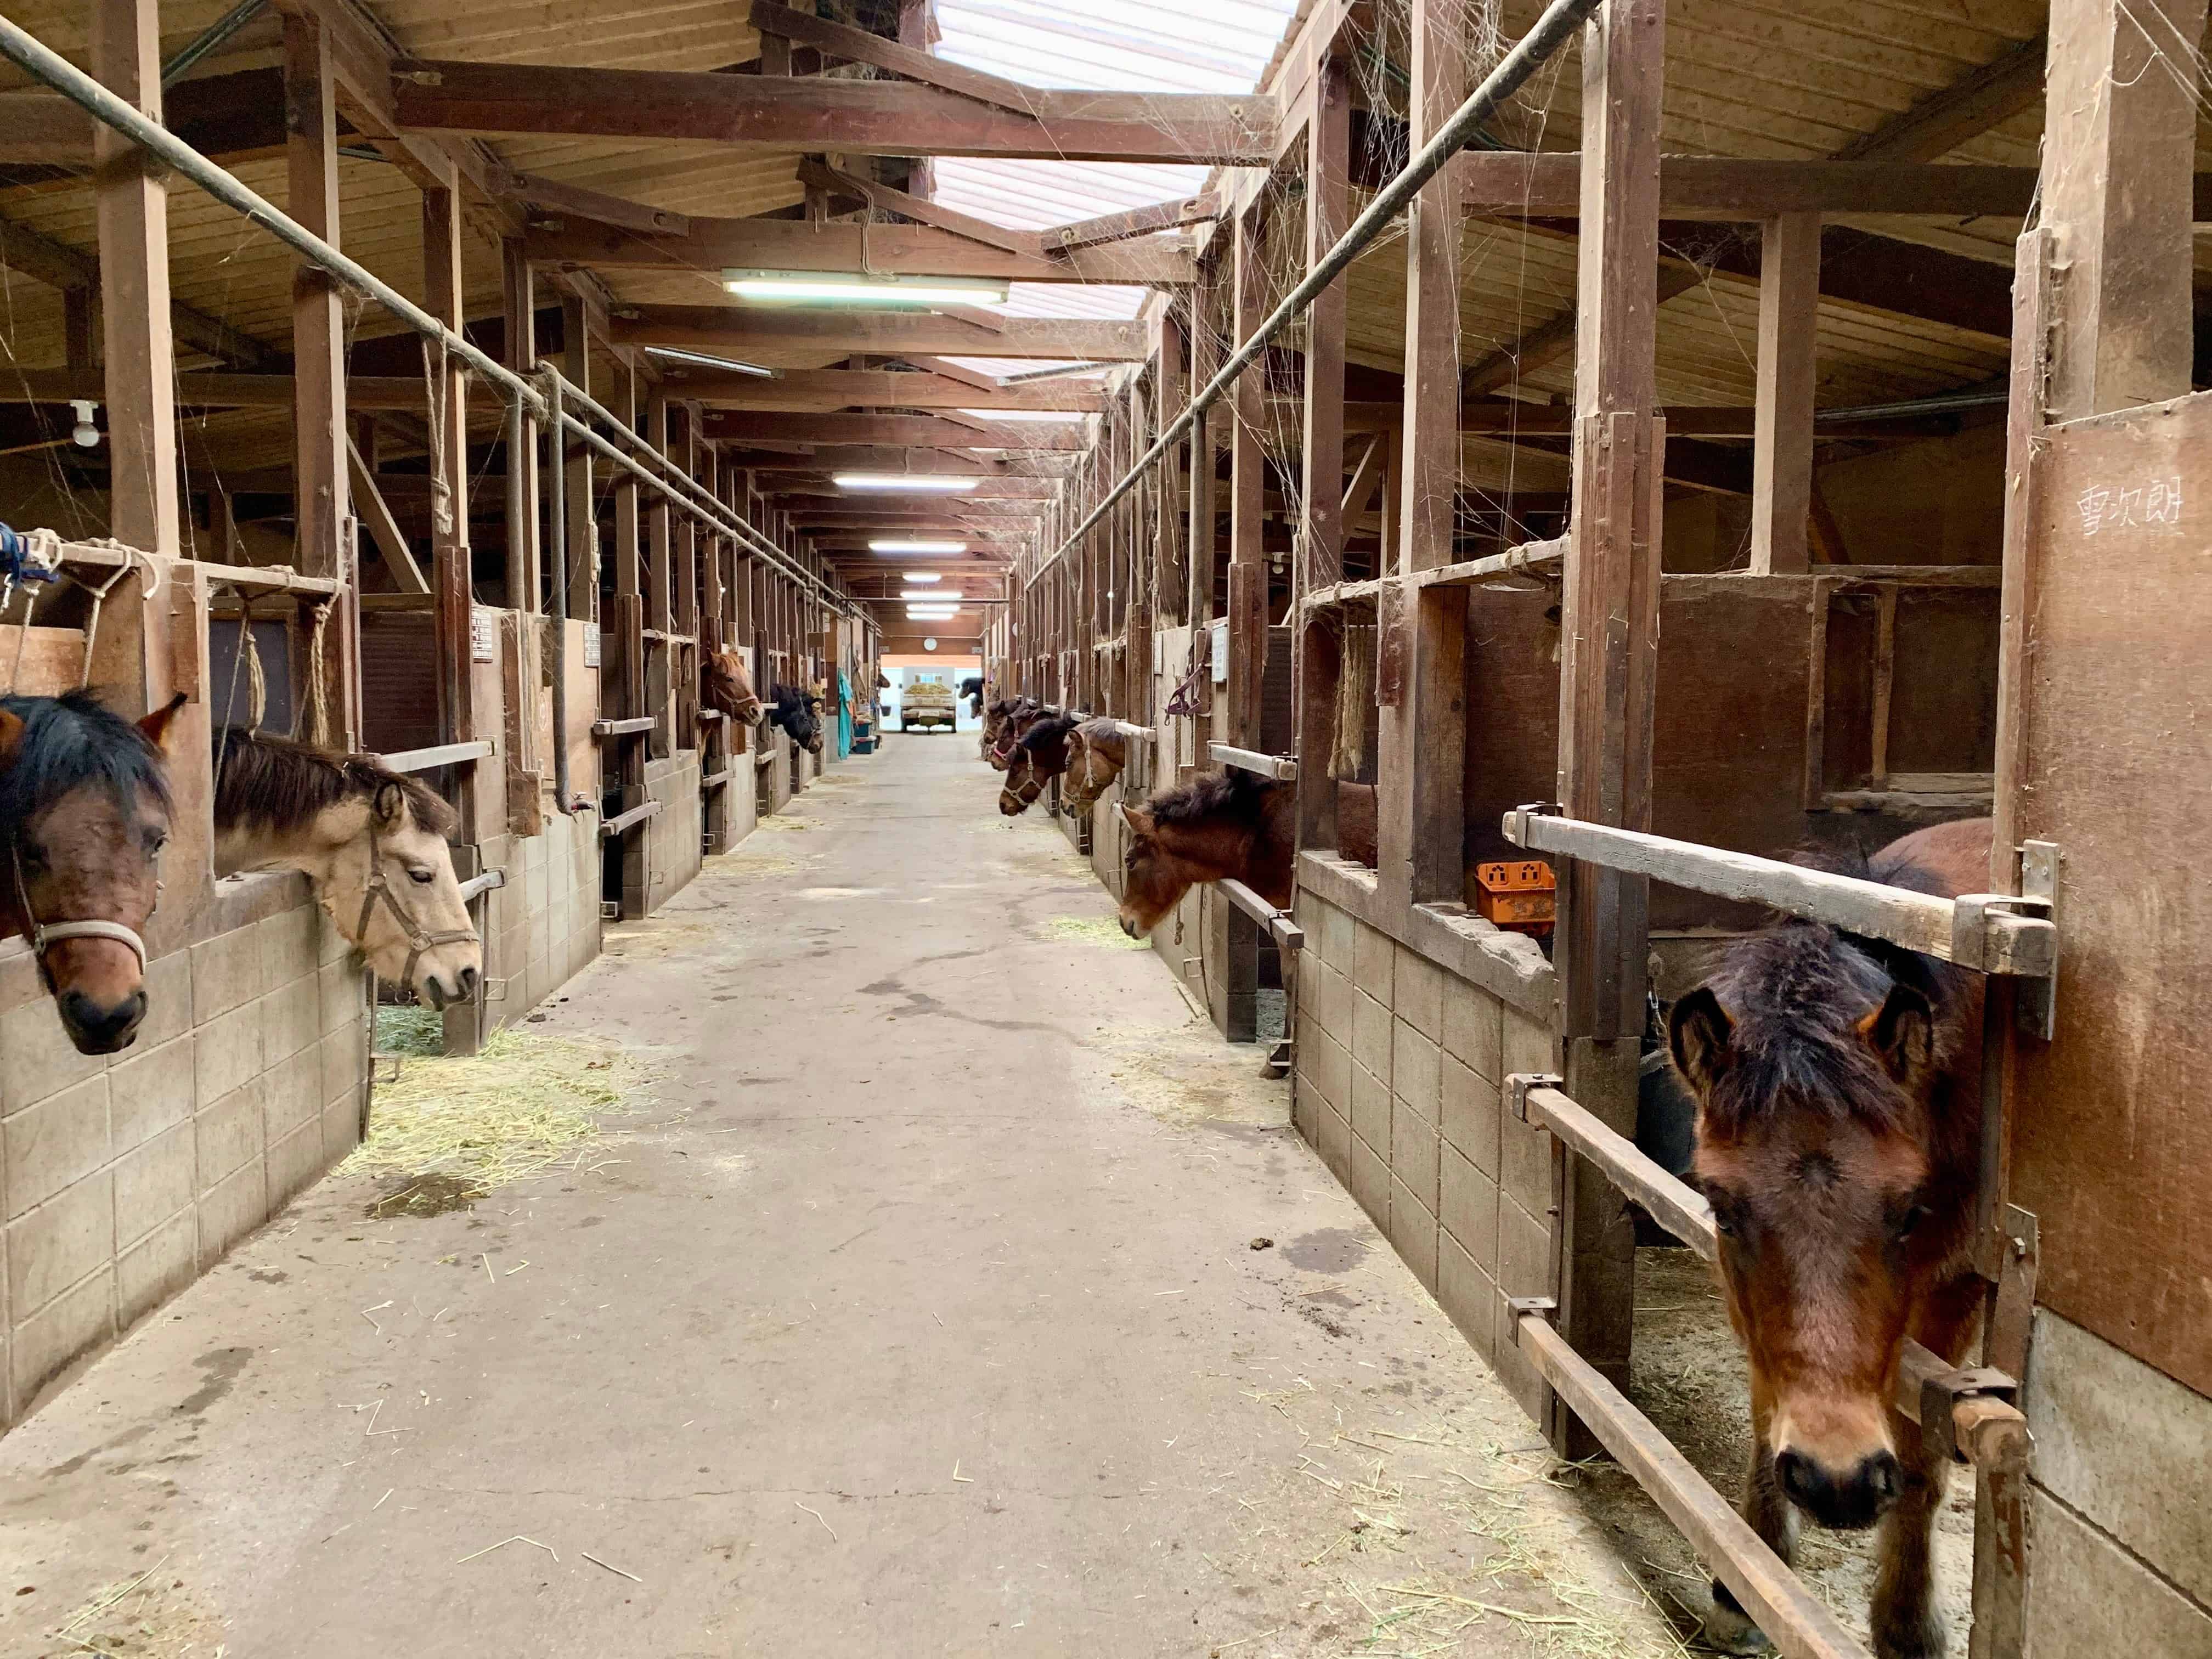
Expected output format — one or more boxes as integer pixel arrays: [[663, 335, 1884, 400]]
[[1505, 1294, 1558, 1323], [2016, 840, 2059, 1040], [1986, 1204, 2039, 1381], [1506, 1071, 1564, 1124], [1921, 1365, 2021, 1465], [1950, 891, 2055, 974], [1501, 802, 1561, 848], [482, 977, 510, 1004]]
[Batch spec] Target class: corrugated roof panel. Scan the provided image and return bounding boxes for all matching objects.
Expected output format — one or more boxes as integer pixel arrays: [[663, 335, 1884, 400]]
[[930, 0, 1300, 322]]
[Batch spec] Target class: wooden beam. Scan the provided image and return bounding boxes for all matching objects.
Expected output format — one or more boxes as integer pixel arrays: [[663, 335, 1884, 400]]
[[0, 92, 97, 166], [1048, 194, 1220, 251], [747, 0, 1045, 117], [501, 236, 540, 614], [397, 60, 1278, 165], [1453, 154, 2197, 221], [717, 447, 1075, 476], [1554, 0, 1668, 1436], [288, 12, 349, 596], [651, 367, 1106, 413], [527, 215, 1193, 286], [702, 412, 1091, 450], [610, 306, 1147, 363], [1833, 33, 2048, 163], [561, 291, 597, 622], [1227, 202, 1267, 752], [486, 165, 692, 236], [1751, 213, 1821, 575], [2043, 0, 2209, 419], [424, 177, 478, 928], [347, 435, 429, 593], [0, 212, 283, 370], [796, 159, 1045, 259]]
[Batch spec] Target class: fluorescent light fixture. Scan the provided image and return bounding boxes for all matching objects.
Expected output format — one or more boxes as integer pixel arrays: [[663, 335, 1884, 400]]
[[906, 608, 960, 620], [901, 572, 943, 584], [724, 269, 1010, 307], [836, 473, 980, 494], [870, 538, 968, 554], [642, 345, 776, 377]]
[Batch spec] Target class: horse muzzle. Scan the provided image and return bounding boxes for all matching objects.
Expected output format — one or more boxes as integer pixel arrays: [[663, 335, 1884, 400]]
[[1775, 1445, 1902, 1533], [57, 985, 147, 1054]]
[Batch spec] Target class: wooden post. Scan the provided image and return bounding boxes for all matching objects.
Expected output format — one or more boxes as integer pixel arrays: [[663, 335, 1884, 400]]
[[1155, 308, 1185, 629], [2042, 0, 2210, 419], [284, 7, 352, 755], [560, 292, 597, 624], [612, 358, 647, 913], [1299, 57, 1352, 851], [92, 0, 208, 943], [1552, 0, 1668, 1442], [501, 238, 541, 613], [645, 383, 673, 760], [1377, 0, 1467, 906], [1226, 202, 1267, 751], [1749, 212, 1821, 575], [676, 402, 701, 753]]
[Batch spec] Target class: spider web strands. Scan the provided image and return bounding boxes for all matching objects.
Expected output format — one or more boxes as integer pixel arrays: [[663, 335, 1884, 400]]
[[0, 14, 856, 619], [1029, 0, 1604, 582]]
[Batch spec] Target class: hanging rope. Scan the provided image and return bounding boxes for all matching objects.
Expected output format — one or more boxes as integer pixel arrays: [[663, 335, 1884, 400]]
[[421, 337, 454, 543], [74, 542, 170, 689], [303, 599, 335, 750]]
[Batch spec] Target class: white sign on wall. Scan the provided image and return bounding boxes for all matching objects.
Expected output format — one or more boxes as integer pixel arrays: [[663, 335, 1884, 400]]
[[470, 606, 497, 662], [583, 625, 602, 668], [1209, 618, 1229, 684]]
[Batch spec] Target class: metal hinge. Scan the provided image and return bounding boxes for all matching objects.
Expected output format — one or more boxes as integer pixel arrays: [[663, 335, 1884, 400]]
[[1506, 1071, 1564, 1124], [1921, 1365, 2021, 1465], [1502, 802, 1561, 848], [1504, 1294, 1558, 1323]]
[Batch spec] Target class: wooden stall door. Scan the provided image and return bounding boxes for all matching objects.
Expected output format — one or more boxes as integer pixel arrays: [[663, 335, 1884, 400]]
[[2002, 390, 2212, 1396]]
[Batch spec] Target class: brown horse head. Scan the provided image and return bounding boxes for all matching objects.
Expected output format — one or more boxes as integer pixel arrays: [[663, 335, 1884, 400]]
[[1116, 768, 1293, 938], [998, 714, 1077, 816], [982, 697, 1041, 771], [1670, 823, 1987, 1547], [1060, 720, 1128, 815], [0, 691, 186, 1054], [701, 648, 764, 728]]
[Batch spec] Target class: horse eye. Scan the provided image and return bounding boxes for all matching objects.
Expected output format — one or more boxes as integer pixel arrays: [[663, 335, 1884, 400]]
[[1893, 1204, 1930, 1242], [407, 865, 436, 885]]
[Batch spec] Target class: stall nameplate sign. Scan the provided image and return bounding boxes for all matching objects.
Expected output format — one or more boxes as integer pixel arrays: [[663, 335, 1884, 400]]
[[471, 607, 496, 662], [583, 626, 601, 668]]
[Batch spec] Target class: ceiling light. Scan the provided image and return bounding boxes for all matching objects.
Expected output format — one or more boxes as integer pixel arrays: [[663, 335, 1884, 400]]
[[902, 572, 943, 584], [906, 609, 960, 620], [870, 539, 968, 554], [724, 270, 1010, 307], [643, 345, 776, 377], [836, 473, 980, 494]]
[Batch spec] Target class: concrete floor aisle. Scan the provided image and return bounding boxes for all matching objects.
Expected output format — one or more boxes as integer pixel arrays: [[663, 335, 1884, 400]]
[[0, 737, 1677, 1659]]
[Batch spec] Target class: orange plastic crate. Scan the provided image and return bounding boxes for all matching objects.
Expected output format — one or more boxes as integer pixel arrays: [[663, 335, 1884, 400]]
[[1474, 859, 1556, 937]]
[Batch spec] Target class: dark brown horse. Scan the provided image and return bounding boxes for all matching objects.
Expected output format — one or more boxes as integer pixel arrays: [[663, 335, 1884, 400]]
[[701, 648, 764, 728], [1060, 719, 1128, 816], [1668, 817, 1989, 1659], [998, 714, 1077, 816], [0, 690, 186, 1053], [1116, 768, 1294, 939], [982, 697, 1043, 771]]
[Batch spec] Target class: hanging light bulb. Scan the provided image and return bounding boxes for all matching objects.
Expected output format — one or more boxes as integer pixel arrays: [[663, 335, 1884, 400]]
[[70, 399, 100, 448]]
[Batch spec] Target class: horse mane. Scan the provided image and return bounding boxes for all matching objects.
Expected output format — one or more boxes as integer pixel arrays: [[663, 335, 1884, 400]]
[[0, 691, 171, 839], [212, 726, 458, 838], [1015, 713, 1079, 757], [1147, 766, 1277, 828]]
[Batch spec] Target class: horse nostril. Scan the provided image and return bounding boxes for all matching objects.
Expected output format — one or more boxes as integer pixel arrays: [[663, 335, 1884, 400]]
[[1863, 1450, 1903, 1507], [60, 989, 146, 1053], [1775, 1448, 1822, 1511], [456, 967, 481, 1001]]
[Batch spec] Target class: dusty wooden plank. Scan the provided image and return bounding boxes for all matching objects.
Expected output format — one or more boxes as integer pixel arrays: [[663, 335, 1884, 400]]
[[654, 368, 1106, 414], [502, 237, 541, 615], [346, 435, 429, 595], [747, 0, 1050, 117], [610, 306, 1146, 362], [527, 214, 1190, 286], [1048, 194, 1218, 250], [397, 59, 1277, 166], [1750, 212, 1821, 575], [702, 413, 1091, 452], [796, 159, 1047, 259], [486, 165, 692, 236], [287, 12, 348, 597], [1226, 204, 1267, 751]]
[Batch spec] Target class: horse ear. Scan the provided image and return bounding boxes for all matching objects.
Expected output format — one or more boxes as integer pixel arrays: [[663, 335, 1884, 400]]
[[0, 708, 22, 770], [137, 692, 189, 754], [371, 778, 408, 828], [1668, 986, 1735, 1097], [1119, 804, 1154, 838], [1859, 981, 1934, 1086]]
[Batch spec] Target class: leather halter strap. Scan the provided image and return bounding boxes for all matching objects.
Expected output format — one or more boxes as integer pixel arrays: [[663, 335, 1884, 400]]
[[11, 841, 148, 969], [353, 827, 478, 992]]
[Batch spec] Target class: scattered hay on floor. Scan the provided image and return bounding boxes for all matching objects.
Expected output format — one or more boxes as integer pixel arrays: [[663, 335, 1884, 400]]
[[346, 1024, 652, 1206], [1044, 914, 1148, 950], [49, 1558, 223, 1659], [754, 815, 815, 833], [718, 847, 811, 877], [603, 919, 718, 957]]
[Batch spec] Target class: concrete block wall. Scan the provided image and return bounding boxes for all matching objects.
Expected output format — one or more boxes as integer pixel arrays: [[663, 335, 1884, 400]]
[[1293, 890, 1562, 1418], [476, 803, 605, 1036], [0, 879, 368, 1430], [2019, 1310, 2212, 1655], [642, 751, 704, 916]]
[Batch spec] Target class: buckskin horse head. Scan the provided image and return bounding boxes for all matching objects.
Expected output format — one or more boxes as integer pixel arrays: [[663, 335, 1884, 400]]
[[1116, 767, 1294, 939], [0, 690, 185, 1053], [1668, 817, 1990, 1658], [1059, 719, 1128, 816], [212, 726, 481, 1011]]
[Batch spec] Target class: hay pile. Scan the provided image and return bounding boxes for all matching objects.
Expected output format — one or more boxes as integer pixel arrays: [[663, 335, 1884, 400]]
[[1045, 914, 1148, 950], [348, 1014, 652, 1202]]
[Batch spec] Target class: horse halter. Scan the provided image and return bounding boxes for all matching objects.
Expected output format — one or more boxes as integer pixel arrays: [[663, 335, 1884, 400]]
[[353, 824, 477, 992], [9, 839, 148, 969]]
